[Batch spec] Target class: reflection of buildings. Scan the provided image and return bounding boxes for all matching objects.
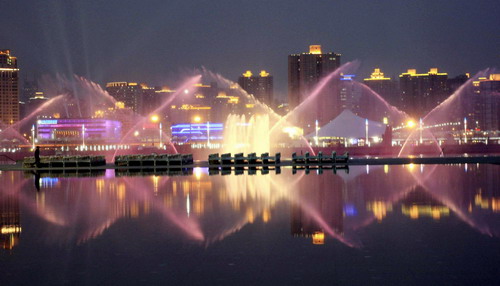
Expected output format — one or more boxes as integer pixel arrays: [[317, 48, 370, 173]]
[[0, 192, 21, 250], [399, 68, 449, 119], [238, 70, 273, 107], [401, 188, 450, 220], [291, 174, 344, 244], [0, 49, 19, 126]]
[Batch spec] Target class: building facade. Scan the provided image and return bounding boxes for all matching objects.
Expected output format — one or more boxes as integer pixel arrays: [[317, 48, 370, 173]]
[[288, 45, 341, 109], [399, 68, 449, 119], [238, 70, 273, 107], [0, 50, 19, 126], [363, 68, 399, 107], [105, 82, 143, 114]]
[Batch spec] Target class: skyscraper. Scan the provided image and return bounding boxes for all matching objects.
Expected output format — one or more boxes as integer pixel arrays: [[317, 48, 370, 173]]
[[105, 82, 143, 114], [238, 70, 273, 107], [363, 68, 399, 107], [0, 50, 19, 126], [399, 68, 449, 119], [288, 45, 341, 109]]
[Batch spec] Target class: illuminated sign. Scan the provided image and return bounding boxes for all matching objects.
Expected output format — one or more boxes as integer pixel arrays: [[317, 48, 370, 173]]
[[38, 119, 58, 125]]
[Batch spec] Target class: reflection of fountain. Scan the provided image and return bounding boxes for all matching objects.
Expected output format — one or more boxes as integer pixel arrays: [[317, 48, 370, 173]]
[[3, 162, 500, 248]]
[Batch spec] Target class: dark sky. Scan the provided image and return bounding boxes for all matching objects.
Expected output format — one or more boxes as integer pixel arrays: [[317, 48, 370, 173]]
[[1, 0, 499, 99]]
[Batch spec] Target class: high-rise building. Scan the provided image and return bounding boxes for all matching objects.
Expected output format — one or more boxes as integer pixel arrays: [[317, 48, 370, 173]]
[[288, 45, 341, 109], [105, 82, 143, 114], [288, 45, 341, 127], [469, 74, 500, 131], [0, 50, 19, 126], [399, 68, 449, 119], [238, 70, 273, 107], [363, 68, 399, 107]]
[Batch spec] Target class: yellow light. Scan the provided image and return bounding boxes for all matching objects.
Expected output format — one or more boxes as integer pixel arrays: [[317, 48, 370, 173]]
[[309, 45, 322, 54], [407, 120, 415, 128], [259, 70, 269, 77], [150, 115, 159, 123], [193, 116, 201, 123], [383, 117, 388, 125], [312, 231, 325, 245], [242, 70, 253, 78], [134, 131, 139, 137]]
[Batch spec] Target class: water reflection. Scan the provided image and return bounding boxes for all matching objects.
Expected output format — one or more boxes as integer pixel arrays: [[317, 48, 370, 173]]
[[0, 163, 499, 250]]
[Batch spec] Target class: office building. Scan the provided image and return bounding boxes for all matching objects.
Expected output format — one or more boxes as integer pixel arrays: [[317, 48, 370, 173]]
[[238, 70, 273, 107], [0, 50, 19, 125]]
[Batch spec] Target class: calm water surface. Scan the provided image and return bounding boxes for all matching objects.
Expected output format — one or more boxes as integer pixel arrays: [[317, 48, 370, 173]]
[[1, 164, 499, 285]]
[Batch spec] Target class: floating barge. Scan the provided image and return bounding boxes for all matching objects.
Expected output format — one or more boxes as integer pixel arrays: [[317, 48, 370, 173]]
[[23, 155, 106, 168], [114, 154, 193, 167], [208, 152, 281, 166]]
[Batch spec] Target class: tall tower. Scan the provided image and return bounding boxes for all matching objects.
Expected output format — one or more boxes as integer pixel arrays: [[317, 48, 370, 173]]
[[0, 50, 19, 125], [288, 45, 341, 109], [399, 68, 449, 119], [363, 68, 398, 107], [288, 45, 341, 127], [238, 70, 274, 107]]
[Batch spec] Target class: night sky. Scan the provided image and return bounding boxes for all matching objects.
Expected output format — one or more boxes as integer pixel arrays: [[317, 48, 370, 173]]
[[1, 0, 499, 99]]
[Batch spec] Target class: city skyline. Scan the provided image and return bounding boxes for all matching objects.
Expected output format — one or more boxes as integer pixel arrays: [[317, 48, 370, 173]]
[[1, 0, 499, 98]]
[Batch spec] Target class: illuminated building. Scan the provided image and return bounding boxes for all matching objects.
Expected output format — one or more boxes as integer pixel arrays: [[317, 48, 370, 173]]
[[106, 82, 143, 114], [288, 45, 341, 128], [399, 68, 449, 118], [363, 68, 399, 107], [288, 45, 341, 110], [36, 118, 122, 143], [238, 70, 274, 107], [26, 92, 49, 116], [170, 122, 223, 144], [469, 74, 500, 131], [0, 49, 19, 125]]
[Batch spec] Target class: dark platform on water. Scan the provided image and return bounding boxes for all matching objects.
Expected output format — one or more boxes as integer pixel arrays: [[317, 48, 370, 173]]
[[1, 155, 499, 172]]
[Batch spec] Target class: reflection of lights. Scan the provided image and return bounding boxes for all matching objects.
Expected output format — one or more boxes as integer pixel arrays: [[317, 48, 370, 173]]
[[384, 164, 389, 174], [194, 167, 203, 180], [402, 205, 450, 220], [312, 231, 325, 245], [408, 163, 415, 172], [367, 201, 393, 221], [186, 193, 191, 217], [343, 204, 357, 216], [262, 208, 271, 223], [1, 226, 21, 234]]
